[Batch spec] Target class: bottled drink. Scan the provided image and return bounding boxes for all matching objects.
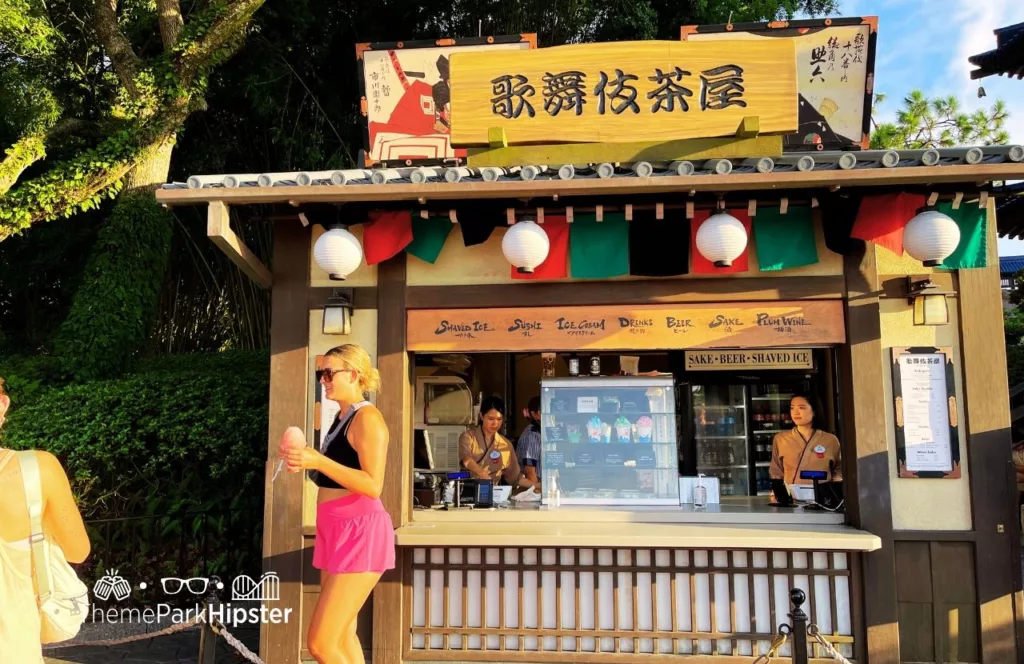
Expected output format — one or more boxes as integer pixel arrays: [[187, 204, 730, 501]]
[[589, 355, 601, 376], [568, 355, 580, 377], [694, 478, 708, 509]]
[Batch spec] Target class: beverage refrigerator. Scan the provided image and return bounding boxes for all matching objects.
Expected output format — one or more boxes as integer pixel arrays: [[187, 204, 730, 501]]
[[679, 378, 812, 497]]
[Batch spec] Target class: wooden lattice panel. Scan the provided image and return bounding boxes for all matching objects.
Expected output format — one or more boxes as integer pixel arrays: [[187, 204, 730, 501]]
[[405, 547, 855, 661]]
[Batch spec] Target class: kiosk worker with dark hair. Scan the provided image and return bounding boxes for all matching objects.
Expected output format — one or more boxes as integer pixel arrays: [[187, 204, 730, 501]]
[[769, 392, 842, 493], [278, 344, 394, 664], [460, 396, 538, 490]]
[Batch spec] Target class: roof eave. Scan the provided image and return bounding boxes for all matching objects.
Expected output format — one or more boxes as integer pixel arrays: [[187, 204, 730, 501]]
[[155, 163, 1024, 208]]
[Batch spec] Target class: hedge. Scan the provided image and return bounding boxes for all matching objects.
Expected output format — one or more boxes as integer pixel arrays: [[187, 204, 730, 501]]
[[0, 349, 270, 519]]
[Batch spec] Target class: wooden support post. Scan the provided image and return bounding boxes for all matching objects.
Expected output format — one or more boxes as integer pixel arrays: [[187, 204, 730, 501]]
[[207, 201, 273, 289], [958, 200, 1020, 662], [842, 247, 900, 663], [259, 221, 310, 664], [736, 116, 760, 138], [373, 256, 412, 664], [487, 127, 508, 148]]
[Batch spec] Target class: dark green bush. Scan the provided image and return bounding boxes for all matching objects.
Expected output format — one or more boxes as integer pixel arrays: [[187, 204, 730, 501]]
[[1, 349, 270, 583], [1008, 344, 1024, 388], [0, 349, 269, 518]]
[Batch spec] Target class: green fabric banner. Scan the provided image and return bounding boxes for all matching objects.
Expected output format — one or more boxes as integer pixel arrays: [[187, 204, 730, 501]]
[[937, 202, 987, 270], [570, 212, 629, 278], [753, 206, 818, 272], [406, 214, 452, 264]]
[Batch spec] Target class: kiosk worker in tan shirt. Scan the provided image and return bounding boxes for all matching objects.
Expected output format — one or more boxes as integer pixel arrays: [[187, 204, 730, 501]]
[[769, 393, 842, 491], [460, 396, 537, 489]]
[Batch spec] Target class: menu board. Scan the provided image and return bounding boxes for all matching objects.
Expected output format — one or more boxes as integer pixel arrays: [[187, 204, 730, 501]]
[[891, 347, 961, 479], [407, 301, 845, 352]]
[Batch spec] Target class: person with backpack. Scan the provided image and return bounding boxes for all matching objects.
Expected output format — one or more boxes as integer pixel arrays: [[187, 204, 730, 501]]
[[0, 378, 91, 663]]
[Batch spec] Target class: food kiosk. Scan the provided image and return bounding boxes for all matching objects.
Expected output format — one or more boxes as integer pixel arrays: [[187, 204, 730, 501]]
[[156, 17, 1024, 664]]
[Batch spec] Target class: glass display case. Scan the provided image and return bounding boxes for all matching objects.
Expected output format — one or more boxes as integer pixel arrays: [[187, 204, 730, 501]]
[[540, 377, 679, 506]]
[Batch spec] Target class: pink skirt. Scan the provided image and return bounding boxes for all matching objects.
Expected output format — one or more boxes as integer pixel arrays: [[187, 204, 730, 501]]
[[313, 493, 396, 574]]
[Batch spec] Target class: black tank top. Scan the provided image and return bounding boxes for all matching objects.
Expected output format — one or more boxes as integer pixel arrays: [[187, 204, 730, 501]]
[[313, 401, 370, 489]]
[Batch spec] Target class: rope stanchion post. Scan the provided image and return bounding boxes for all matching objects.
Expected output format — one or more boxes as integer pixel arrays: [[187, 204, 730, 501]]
[[788, 588, 810, 664], [197, 576, 222, 664]]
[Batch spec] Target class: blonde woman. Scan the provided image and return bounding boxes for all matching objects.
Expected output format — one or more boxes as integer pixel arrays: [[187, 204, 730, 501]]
[[0, 379, 90, 663], [278, 345, 393, 664]]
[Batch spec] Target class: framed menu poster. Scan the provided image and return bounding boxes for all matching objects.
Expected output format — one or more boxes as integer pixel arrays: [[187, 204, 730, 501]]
[[890, 347, 960, 479]]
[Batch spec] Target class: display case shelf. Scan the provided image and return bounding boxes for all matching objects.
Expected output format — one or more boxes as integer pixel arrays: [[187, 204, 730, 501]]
[[542, 377, 678, 506]]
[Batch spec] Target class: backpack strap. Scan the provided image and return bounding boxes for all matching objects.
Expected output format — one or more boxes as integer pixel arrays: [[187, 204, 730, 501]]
[[0, 449, 15, 474], [16, 451, 54, 602]]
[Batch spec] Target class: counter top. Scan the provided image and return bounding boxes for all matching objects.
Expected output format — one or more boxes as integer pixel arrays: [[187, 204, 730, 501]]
[[411, 496, 846, 526], [395, 520, 880, 551]]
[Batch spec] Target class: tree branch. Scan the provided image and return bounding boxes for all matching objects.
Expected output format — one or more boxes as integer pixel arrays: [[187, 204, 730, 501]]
[[157, 0, 184, 51], [175, 0, 264, 86], [93, 0, 142, 98], [0, 134, 47, 197], [0, 99, 192, 241]]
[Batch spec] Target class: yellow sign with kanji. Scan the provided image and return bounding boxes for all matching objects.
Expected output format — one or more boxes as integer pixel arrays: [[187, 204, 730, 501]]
[[449, 40, 798, 146]]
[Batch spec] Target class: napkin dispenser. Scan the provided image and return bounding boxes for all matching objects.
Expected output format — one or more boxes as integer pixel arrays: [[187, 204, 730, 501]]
[[679, 476, 720, 505]]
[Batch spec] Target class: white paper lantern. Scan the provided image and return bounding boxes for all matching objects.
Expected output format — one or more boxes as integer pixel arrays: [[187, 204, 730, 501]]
[[502, 220, 550, 274], [313, 226, 363, 280], [903, 209, 961, 267], [695, 212, 748, 267]]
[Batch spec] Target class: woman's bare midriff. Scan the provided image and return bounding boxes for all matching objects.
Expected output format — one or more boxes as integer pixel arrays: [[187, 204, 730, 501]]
[[317, 486, 354, 504]]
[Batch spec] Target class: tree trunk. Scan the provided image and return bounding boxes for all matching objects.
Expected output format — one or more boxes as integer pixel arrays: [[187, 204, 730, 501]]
[[55, 135, 178, 380], [122, 137, 176, 193]]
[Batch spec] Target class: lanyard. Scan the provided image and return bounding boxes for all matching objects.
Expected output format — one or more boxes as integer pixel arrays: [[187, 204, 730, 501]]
[[790, 429, 817, 485]]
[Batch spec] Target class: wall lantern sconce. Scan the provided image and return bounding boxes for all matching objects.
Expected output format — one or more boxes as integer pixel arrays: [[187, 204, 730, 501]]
[[907, 276, 952, 326], [324, 288, 354, 335]]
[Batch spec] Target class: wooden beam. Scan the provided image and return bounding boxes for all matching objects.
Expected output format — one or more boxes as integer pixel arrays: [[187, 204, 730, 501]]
[[372, 255, 411, 664], [841, 247, 900, 663], [207, 201, 273, 288], [260, 221, 309, 664], [405, 275, 845, 310], [156, 163, 1024, 207], [466, 135, 782, 168], [892, 530, 978, 542], [308, 286, 379, 310], [957, 200, 1020, 663]]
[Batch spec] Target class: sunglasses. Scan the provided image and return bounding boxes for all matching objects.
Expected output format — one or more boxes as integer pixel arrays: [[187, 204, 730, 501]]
[[315, 367, 354, 383], [161, 577, 211, 595]]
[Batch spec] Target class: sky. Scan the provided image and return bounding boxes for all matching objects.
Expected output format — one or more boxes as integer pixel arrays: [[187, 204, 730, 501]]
[[834, 0, 1024, 255]]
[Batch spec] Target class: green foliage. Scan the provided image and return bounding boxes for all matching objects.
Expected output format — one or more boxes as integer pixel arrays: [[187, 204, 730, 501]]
[[54, 193, 174, 380], [0, 0, 59, 58], [0, 348, 269, 583], [1007, 309, 1024, 347], [0, 349, 270, 519], [1008, 344, 1024, 388], [871, 90, 1010, 149], [0, 353, 64, 405]]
